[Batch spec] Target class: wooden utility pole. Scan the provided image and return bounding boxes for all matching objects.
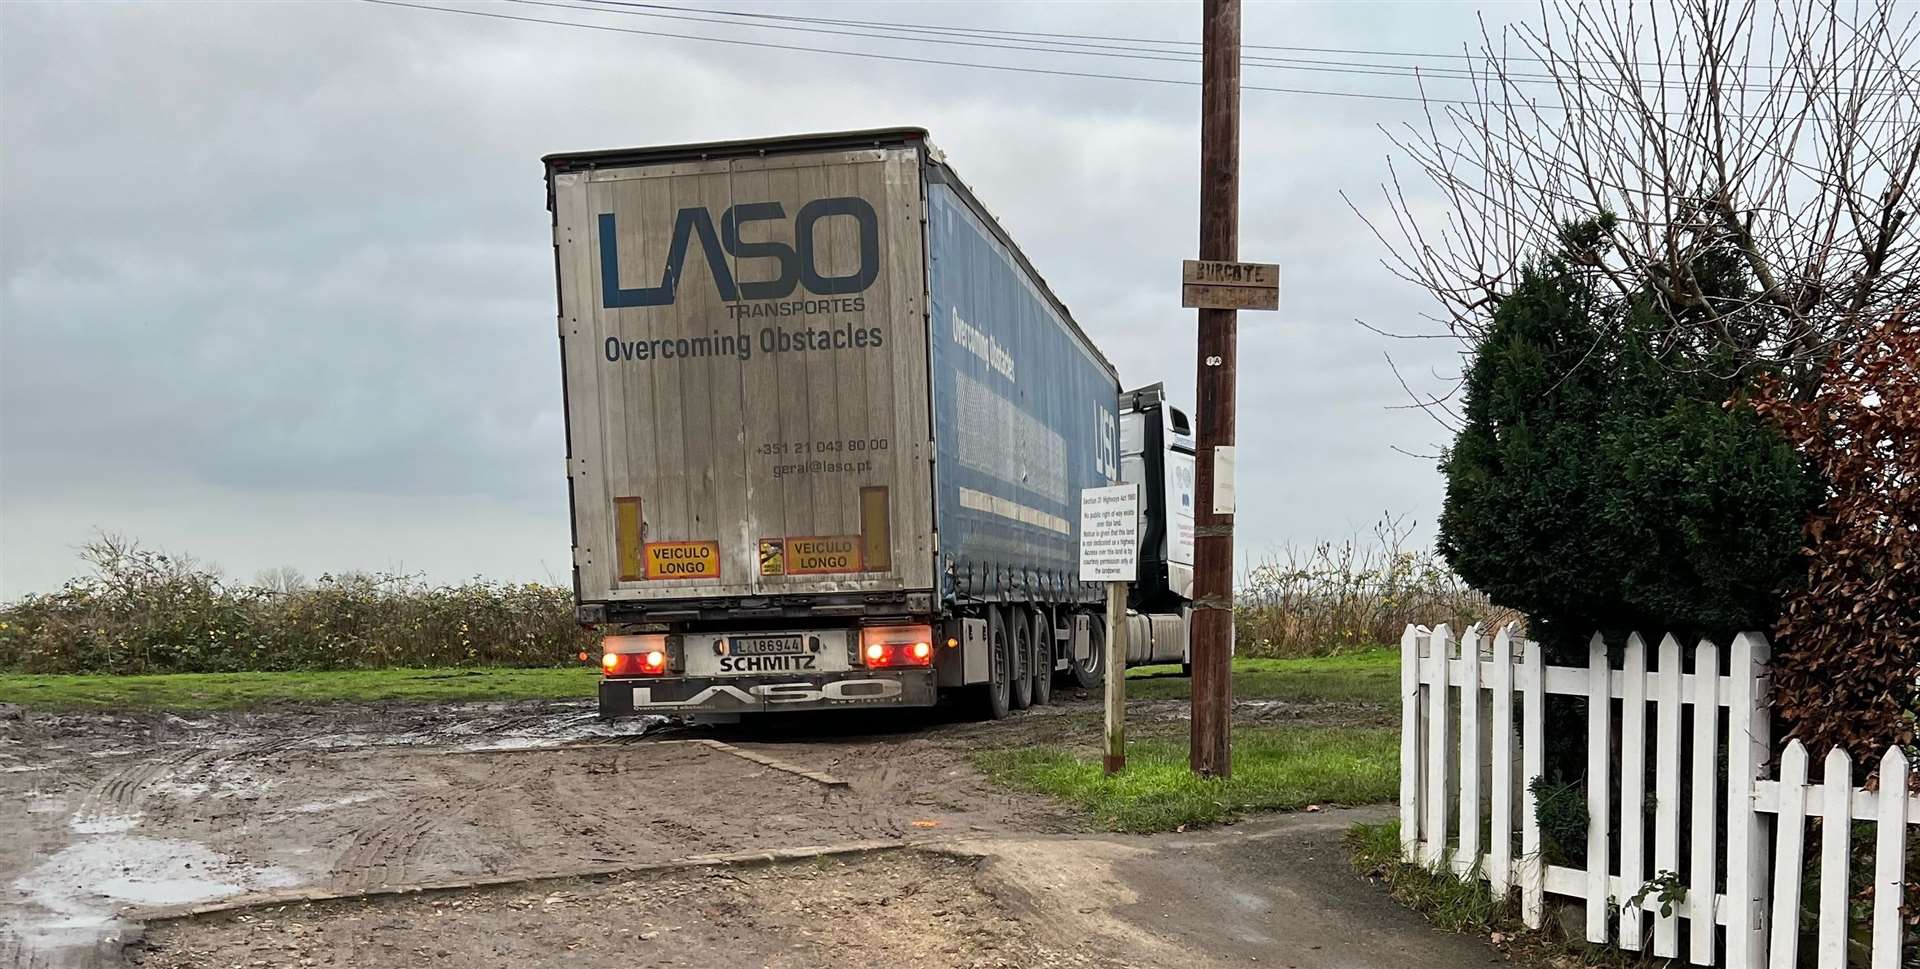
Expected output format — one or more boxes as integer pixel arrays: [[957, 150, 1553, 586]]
[[1190, 0, 1241, 778], [1103, 581, 1127, 775]]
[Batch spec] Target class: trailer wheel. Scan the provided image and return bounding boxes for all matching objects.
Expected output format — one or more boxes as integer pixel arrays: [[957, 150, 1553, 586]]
[[1029, 608, 1052, 706], [977, 607, 1012, 720], [1008, 606, 1033, 710], [1071, 613, 1105, 690]]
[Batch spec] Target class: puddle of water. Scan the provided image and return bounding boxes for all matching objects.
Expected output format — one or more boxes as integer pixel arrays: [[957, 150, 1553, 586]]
[[69, 813, 141, 834], [11, 834, 301, 964], [199, 761, 283, 799], [99, 875, 244, 906], [290, 794, 377, 813], [148, 779, 212, 799], [27, 794, 69, 815], [297, 711, 669, 754]]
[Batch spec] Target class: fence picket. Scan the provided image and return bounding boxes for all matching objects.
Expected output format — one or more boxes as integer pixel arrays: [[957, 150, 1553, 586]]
[[1726, 632, 1771, 969], [1653, 633, 1684, 957], [1618, 633, 1648, 951], [1400, 625, 1422, 858], [1818, 746, 1854, 969], [1689, 638, 1721, 965], [1872, 746, 1909, 969], [1769, 741, 1811, 969], [1586, 633, 1612, 944], [1519, 635, 1546, 928], [1424, 624, 1453, 868], [1457, 625, 1483, 875], [1489, 624, 1515, 896]]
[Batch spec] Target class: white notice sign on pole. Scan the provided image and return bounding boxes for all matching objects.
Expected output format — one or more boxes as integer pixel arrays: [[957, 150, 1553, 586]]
[[1079, 484, 1141, 582]]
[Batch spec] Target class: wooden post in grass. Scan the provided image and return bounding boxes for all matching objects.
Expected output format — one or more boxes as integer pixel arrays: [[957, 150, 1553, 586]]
[[1104, 580, 1128, 774], [1079, 484, 1140, 777]]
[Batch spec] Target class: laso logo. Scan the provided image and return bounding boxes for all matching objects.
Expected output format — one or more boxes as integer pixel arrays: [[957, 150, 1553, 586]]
[[599, 198, 880, 308], [630, 678, 905, 709]]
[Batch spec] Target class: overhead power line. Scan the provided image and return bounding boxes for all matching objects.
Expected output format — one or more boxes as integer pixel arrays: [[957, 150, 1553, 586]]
[[523, 0, 1567, 85], [359, 0, 1495, 106], [505, 0, 1528, 83], [569, 0, 1819, 73], [360, 0, 1914, 115], [511, 0, 1912, 97]]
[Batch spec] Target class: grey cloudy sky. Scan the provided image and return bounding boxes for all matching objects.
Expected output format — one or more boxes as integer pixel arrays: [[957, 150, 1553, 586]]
[[0, 0, 1516, 598]]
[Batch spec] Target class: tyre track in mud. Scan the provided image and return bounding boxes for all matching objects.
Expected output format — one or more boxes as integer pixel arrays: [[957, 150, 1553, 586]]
[[70, 749, 207, 828], [0, 928, 42, 969], [327, 758, 542, 893], [74, 731, 329, 827]]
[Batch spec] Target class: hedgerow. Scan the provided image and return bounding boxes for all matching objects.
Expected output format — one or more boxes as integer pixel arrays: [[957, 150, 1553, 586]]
[[0, 535, 591, 674]]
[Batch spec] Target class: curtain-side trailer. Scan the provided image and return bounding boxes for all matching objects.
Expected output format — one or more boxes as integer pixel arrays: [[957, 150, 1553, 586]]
[[544, 128, 1194, 720]]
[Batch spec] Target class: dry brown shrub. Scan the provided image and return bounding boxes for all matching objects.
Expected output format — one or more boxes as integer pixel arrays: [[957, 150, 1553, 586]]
[[1752, 314, 1920, 755], [1234, 516, 1504, 657]]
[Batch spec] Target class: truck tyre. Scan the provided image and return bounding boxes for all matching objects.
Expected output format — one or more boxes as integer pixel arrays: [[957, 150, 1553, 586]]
[[1071, 613, 1105, 690], [1008, 606, 1033, 710], [1029, 608, 1052, 706], [979, 607, 1012, 720]]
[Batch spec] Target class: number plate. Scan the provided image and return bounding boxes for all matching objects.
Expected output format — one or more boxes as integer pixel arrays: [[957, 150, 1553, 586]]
[[730, 635, 805, 656]]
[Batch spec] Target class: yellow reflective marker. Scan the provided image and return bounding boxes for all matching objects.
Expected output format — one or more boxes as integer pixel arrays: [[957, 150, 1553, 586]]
[[614, 497, 644, 582], [860, 486, 892, 572]]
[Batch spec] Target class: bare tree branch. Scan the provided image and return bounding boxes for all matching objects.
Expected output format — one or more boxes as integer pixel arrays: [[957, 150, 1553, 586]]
[[1359, 0, 1920, 399]]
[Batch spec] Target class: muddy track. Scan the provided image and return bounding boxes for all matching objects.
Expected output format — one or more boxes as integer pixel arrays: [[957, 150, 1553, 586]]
[[72, 749, 206, 825], [331, 803, 442, 893], [0, 929, 40, 969], [327, 757, 547, 892]]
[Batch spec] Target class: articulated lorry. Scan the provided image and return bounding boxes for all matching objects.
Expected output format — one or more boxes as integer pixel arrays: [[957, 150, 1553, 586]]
[[543, 128, 1196, 720]]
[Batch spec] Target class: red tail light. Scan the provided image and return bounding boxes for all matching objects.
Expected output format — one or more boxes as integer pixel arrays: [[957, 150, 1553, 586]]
[[602, 634, 671, 677], [860, 626, 935, 668]]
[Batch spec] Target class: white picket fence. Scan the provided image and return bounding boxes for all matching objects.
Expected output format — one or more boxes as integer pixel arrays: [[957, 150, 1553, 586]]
[[1399, 623, 1916, 969]]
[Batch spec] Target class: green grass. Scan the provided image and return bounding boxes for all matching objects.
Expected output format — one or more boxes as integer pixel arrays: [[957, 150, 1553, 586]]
[[973, 726, 1399, 832], [1347, 820, 1520, 934], [1125, 648, 1399, 704], [0, 666, 601, 710]]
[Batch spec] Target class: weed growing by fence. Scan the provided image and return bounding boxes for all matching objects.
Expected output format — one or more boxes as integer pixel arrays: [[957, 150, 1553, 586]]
[[1348, 821, 1521, 934], [0, 536, 592, 673]]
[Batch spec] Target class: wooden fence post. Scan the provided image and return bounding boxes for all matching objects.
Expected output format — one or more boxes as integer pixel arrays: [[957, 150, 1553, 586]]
[[1519, 634, 1546, 928], [1872, 746, 1909, 969], [1585, 632, 1613, 944], [1400, 624, 1423, 858], [1424, 624, 1453, 868], [1769, 740, 1811, 969], [1457, 624, 1483, 875], [1489, 624, 1515, 896], [1690, 638, 1723, 965], [1653, 634, 1684, 957], [1619, 633, 1649, 951], [1818, 747, 1854, 969], [1726, 632, 1771, 969]]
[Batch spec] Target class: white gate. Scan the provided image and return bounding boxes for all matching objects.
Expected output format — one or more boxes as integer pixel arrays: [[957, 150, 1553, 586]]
[[1400, 623, 1914, 969]]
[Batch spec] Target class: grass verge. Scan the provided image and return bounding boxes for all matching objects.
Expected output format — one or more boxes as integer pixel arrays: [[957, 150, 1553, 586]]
[[1346, 821, 1520, 934], [973, 726, 1398, 833], [0, 666, 601, 710], [1125, 648, 1399, 705]]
